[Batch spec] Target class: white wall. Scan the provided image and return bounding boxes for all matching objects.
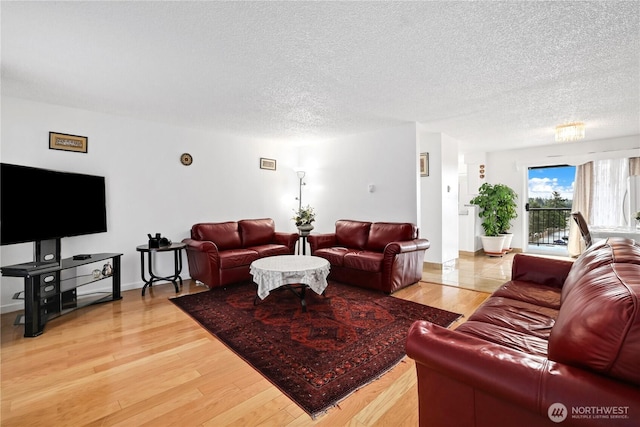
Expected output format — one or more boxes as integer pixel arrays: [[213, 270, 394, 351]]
[[0, 97, 298, 312], [0, 97, 421, 313], [418, 128, 460, 265], [295, 123, 420, 233]]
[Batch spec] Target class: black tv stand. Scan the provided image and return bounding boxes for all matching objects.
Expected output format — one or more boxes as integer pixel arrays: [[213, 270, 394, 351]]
[[1, 252, 122, 337]]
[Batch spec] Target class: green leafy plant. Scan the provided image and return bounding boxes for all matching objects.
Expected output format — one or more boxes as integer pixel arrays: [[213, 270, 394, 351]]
[[470, 183, 518, 236], [636, 211, 640, 222], [494, 184, 518, 234], [292, 205, 316, 226]]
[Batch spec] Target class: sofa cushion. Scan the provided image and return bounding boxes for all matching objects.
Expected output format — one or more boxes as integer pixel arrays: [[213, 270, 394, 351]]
[[367, 222, 416, 252], [562, 237, 640, 302], [314, 247, 352, 267], [548, 262, 640, 386], [249, 244, 291, 258], [218, 248, 259, 269], [239, 218, 275, 247], [455, 320, 549, 357], [467, 296, 559, 341], [191, 222, 241, 250], [335, 220, 371, 250], [343, 251, 383, 272], [491, 280, 562, 310]]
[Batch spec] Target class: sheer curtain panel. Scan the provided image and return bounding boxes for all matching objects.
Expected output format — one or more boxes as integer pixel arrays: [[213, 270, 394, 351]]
[[569, 162, 593, 257]]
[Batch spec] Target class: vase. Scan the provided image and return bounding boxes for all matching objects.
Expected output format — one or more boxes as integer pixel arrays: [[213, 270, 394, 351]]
[[297, 224, 314, 236], [499, 233, 513, 252], [480, 235, 506, 257]]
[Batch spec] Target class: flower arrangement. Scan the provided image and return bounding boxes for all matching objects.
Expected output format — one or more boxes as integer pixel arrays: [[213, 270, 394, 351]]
[[292, 205, 316, 226]]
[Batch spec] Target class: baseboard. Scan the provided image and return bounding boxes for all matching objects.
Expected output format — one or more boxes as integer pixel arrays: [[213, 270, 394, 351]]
[[459, 248, 523, 258], [459, 250, 483, 257], [423, 259, 458, 271]]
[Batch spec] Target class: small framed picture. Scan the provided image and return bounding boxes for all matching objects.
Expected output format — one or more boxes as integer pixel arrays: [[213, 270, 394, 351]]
[[420, 153, 429, 177], [49, 132, 88, 153], [260, 158, 276, 171]]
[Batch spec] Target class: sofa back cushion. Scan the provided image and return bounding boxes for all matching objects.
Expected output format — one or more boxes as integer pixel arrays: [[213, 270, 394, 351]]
[[562, 237, 640, 301], [335, 220, 371, 250], [367, 222, 417, 251], [191, 222, 241, 250], [239, 218, 276, 247], [548, 238, 640, 386]]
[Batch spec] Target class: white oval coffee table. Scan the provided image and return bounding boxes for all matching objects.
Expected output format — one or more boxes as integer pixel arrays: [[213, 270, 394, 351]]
[[250, 255, 330, 311]]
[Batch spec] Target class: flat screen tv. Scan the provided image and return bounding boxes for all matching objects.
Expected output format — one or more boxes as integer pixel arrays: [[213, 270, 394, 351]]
[[1, 163, 107, 246]]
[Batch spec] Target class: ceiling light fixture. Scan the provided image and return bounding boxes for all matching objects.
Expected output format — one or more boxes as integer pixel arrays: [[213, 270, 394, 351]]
[[555, 122, 585, 142]]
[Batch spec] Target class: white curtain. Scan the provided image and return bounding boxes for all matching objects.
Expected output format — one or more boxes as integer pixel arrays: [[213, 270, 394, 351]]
[[569, 162, 593, 257], [591, 158, 629, 227]]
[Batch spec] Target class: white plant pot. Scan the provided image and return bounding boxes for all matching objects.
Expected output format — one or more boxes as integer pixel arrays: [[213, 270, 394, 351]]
[[480, 235, 507, 256], [500, 233, 514, 252]]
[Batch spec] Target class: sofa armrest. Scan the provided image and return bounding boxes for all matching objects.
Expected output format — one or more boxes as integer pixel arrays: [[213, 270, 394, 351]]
[[182, 238, 219, 254], [511, 254, 573, 289], [384, 238, 430, 255], [406, 321, 640, 423], [308, 233, 337, 252], [181, 238, 222, 288], [273, 232, 299, 253]]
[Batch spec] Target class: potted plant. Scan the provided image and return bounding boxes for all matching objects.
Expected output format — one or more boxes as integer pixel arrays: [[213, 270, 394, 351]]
[[494, 183, 518, 251], [469, 183, 517, 255], [292, 205, 316, 236]]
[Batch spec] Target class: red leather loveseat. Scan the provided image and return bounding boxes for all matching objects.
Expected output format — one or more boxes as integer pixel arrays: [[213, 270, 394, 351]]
[[406, 237, 640, 427], [182, 218, 298, 288], [307, 219, 430, 293]]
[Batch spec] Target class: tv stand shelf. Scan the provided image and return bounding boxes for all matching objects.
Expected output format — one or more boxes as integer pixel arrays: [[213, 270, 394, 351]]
[[1, 253, 122, 337]]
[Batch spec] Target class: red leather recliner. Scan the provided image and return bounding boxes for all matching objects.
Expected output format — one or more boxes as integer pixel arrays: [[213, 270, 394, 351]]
[[406, 237, 640, 427], [308, 219, 430, 293], [182, 218, 298, 288]]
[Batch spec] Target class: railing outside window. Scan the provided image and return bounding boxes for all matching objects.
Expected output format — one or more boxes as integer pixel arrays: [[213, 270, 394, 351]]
[[528, 207, 572, 246]]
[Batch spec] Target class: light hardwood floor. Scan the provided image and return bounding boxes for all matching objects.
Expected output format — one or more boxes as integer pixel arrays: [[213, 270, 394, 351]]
[[0, 255, 517, 427]]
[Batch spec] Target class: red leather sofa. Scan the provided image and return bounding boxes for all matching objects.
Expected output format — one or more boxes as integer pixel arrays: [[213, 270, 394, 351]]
[[182, 218, 298, 288], [307, 219, 430, 293], [406, 237, 640, 427]]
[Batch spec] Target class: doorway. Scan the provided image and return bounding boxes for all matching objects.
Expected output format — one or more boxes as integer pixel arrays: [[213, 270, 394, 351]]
[[526, 165, 575, 255]]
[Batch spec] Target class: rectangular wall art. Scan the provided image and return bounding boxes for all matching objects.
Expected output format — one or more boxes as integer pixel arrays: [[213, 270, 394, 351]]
[[420, 153, 429, 177], [49, 132, 88, 153], [260, 158, 276, 171]]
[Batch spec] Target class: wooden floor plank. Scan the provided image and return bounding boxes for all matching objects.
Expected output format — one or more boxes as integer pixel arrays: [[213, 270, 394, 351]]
[[1, 255, 506, 426]]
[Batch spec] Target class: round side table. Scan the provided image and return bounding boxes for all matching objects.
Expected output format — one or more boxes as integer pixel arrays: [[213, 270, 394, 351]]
[[136, 242, 186, 296]]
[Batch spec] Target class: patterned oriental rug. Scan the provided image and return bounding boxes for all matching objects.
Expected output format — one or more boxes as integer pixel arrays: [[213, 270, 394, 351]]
[[170, 281, 462, 418]]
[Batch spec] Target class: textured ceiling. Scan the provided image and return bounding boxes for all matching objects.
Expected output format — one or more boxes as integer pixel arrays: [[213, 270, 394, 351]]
[[2, 1, 639, 153]]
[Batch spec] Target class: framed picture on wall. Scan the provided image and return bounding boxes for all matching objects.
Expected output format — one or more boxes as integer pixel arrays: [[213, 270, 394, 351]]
[[49, 132, 88, 153], [420, 153, 429, 177], [260, 157, 276, 171]]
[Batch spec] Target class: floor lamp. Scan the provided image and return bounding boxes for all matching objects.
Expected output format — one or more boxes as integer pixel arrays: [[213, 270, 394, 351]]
[[296, 170, 306, 210]]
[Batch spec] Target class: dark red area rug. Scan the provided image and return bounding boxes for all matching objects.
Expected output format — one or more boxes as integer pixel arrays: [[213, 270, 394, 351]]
[[170, 281, 461, 418]]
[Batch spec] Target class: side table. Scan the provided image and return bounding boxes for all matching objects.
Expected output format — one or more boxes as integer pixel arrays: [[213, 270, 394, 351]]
[[136, 242, 186, 296]]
